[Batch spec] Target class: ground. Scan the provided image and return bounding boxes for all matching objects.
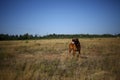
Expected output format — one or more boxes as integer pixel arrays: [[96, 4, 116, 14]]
[[0, 38, 120, 80]]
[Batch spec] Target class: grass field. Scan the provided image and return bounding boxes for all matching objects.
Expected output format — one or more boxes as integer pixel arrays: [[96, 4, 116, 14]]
[[0, 38, 120, 80]]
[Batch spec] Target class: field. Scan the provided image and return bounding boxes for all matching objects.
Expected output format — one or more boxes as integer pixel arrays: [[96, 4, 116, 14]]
[[0, 38, 120, 80]]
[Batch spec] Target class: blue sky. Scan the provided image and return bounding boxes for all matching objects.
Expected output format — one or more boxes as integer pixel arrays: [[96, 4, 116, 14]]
[[0, 0, 120, 35]]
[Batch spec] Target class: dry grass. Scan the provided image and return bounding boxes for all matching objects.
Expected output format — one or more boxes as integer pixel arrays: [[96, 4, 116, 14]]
[[0, 38, 120, 80]]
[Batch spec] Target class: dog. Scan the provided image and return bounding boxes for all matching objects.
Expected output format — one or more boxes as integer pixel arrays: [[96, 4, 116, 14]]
[[69, 38, 81, 57]]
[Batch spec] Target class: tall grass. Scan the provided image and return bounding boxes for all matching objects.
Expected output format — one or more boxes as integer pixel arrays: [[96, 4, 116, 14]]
[[0, 38, 120, 80]]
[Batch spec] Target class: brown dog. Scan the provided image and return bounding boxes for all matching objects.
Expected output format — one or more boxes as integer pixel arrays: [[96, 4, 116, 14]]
[[69, 38, 81, 57]]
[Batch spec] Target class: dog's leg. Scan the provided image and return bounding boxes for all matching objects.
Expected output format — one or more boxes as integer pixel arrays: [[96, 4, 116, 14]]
[[69, 48, 72, 54], [73, 50, 76, 56], [77, 45, 81, 57], [77, 50, 80, 58]]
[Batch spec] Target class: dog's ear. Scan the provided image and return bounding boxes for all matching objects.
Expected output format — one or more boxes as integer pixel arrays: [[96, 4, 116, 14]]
[[76, 38, 78, 41], [72, 38, 75, 42]]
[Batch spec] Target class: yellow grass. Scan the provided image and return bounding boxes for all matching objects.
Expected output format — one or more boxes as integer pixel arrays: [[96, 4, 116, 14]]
[[0, 38, 120, 80]]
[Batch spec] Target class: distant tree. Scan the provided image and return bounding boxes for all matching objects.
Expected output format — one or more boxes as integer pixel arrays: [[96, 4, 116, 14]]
[[0, 33, 118, 40], [117, 33, 120, 37], [22, 33, 31, 40], [0, 34, 9, 40]]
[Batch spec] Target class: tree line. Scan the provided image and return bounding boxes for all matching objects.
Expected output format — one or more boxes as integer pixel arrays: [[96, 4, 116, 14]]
[[0, 33, 120, 40]]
